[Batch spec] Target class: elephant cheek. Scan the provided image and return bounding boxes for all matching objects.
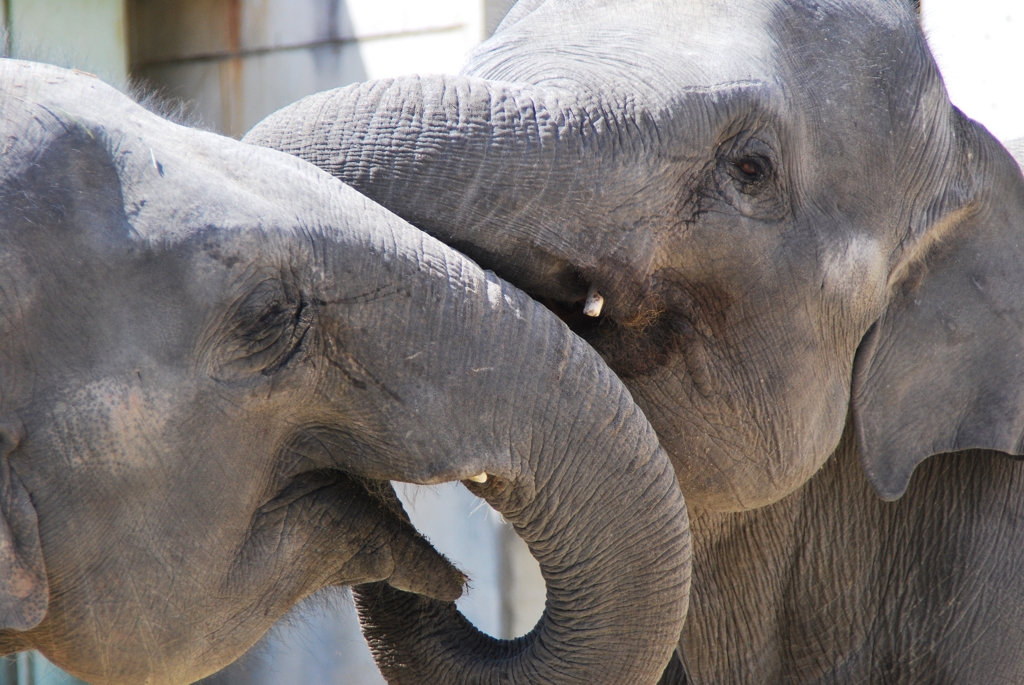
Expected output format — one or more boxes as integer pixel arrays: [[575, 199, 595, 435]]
[[42, 379, 176, 471], [631, 366, 844, 512]]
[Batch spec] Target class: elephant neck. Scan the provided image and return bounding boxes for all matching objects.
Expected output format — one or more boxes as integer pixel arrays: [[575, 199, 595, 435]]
[[681, 423, 1024, 684]]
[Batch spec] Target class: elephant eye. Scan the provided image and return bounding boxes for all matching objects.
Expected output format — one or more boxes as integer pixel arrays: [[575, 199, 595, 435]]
[[731, 156, 769, 184], [216, 277, 313, 379], [713, 142, 788, 220]]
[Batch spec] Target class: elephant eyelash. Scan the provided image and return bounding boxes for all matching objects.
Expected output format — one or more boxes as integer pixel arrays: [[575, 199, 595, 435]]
[[259, 296, 313, 375], [215, 278, 314, 379]]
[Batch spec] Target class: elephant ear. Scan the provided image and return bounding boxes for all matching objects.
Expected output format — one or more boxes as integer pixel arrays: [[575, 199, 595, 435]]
[[0, 422, 47, 630], [852, 123, 1024, 500]]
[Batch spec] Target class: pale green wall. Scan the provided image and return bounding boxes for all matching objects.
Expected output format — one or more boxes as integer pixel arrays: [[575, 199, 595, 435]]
[[7, 0, 127, 83]]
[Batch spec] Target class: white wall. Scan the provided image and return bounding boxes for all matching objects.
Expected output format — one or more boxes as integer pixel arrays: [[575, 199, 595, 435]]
[[922, 0, 1023, 143]]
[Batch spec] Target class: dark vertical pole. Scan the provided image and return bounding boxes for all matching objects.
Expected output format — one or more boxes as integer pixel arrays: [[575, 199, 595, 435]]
[[1, 0, 11, 56]]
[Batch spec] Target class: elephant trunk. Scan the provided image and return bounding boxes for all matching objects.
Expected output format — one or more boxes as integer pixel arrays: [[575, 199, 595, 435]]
[[244, 74, 568, 229], [312, 194, 689, 683], [355, 375, 687, 684], [243, 75, 646, 309]]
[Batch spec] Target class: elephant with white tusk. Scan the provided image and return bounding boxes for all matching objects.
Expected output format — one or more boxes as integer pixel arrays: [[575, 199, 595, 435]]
[[246, 0, 1024, 682]]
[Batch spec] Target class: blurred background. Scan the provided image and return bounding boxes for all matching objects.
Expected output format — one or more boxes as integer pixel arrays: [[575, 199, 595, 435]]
[[0, 0, 1020, 683]]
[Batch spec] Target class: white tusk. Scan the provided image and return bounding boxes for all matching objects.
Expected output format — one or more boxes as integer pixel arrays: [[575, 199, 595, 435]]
[[468, 473, 488, 483], [583, 286, 604, 317]]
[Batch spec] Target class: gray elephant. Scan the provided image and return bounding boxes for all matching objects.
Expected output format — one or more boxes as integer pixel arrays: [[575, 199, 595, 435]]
[[0, 59, 690, 685], [245, 0, 1024, 682]]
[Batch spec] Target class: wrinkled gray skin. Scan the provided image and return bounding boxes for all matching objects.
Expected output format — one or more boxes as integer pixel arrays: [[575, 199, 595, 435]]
[[0, 60, 690, 685], [246, 0, 1024, 682]]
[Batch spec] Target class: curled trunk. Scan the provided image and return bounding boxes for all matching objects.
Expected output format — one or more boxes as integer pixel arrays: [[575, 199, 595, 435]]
[[308, 183, 690, 683], [248, 72, 689, 684], [357, 425, 687, 684], [355, 354, 687, 683]]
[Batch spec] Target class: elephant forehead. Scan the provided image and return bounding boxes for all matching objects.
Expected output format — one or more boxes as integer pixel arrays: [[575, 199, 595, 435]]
[[0, 60, 381, 248], [474, 0, 913, 101], [114, 125, 363, 245], [111, 114, 387, 249], [472, 0, 772, 95]]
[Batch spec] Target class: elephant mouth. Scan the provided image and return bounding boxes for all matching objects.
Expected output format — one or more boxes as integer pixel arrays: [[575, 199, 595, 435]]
[[537, 293, 607, 336], [254, 463, 467, 602], [447, 238, 662, 352], [456, 240, 664, 357], [530, 277, 672, 380]]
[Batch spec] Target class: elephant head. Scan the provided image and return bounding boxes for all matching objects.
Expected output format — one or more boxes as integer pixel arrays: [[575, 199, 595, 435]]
[[245, 0, 1024, 509], [0, 60, 689, 685]]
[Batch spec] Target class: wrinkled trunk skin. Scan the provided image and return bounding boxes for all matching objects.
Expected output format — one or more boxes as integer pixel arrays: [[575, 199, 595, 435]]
[[355, 413, 686, 684], [243, 76, 660, 319], [355, 425, 687, 683], [321, 209, 691, 683]]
